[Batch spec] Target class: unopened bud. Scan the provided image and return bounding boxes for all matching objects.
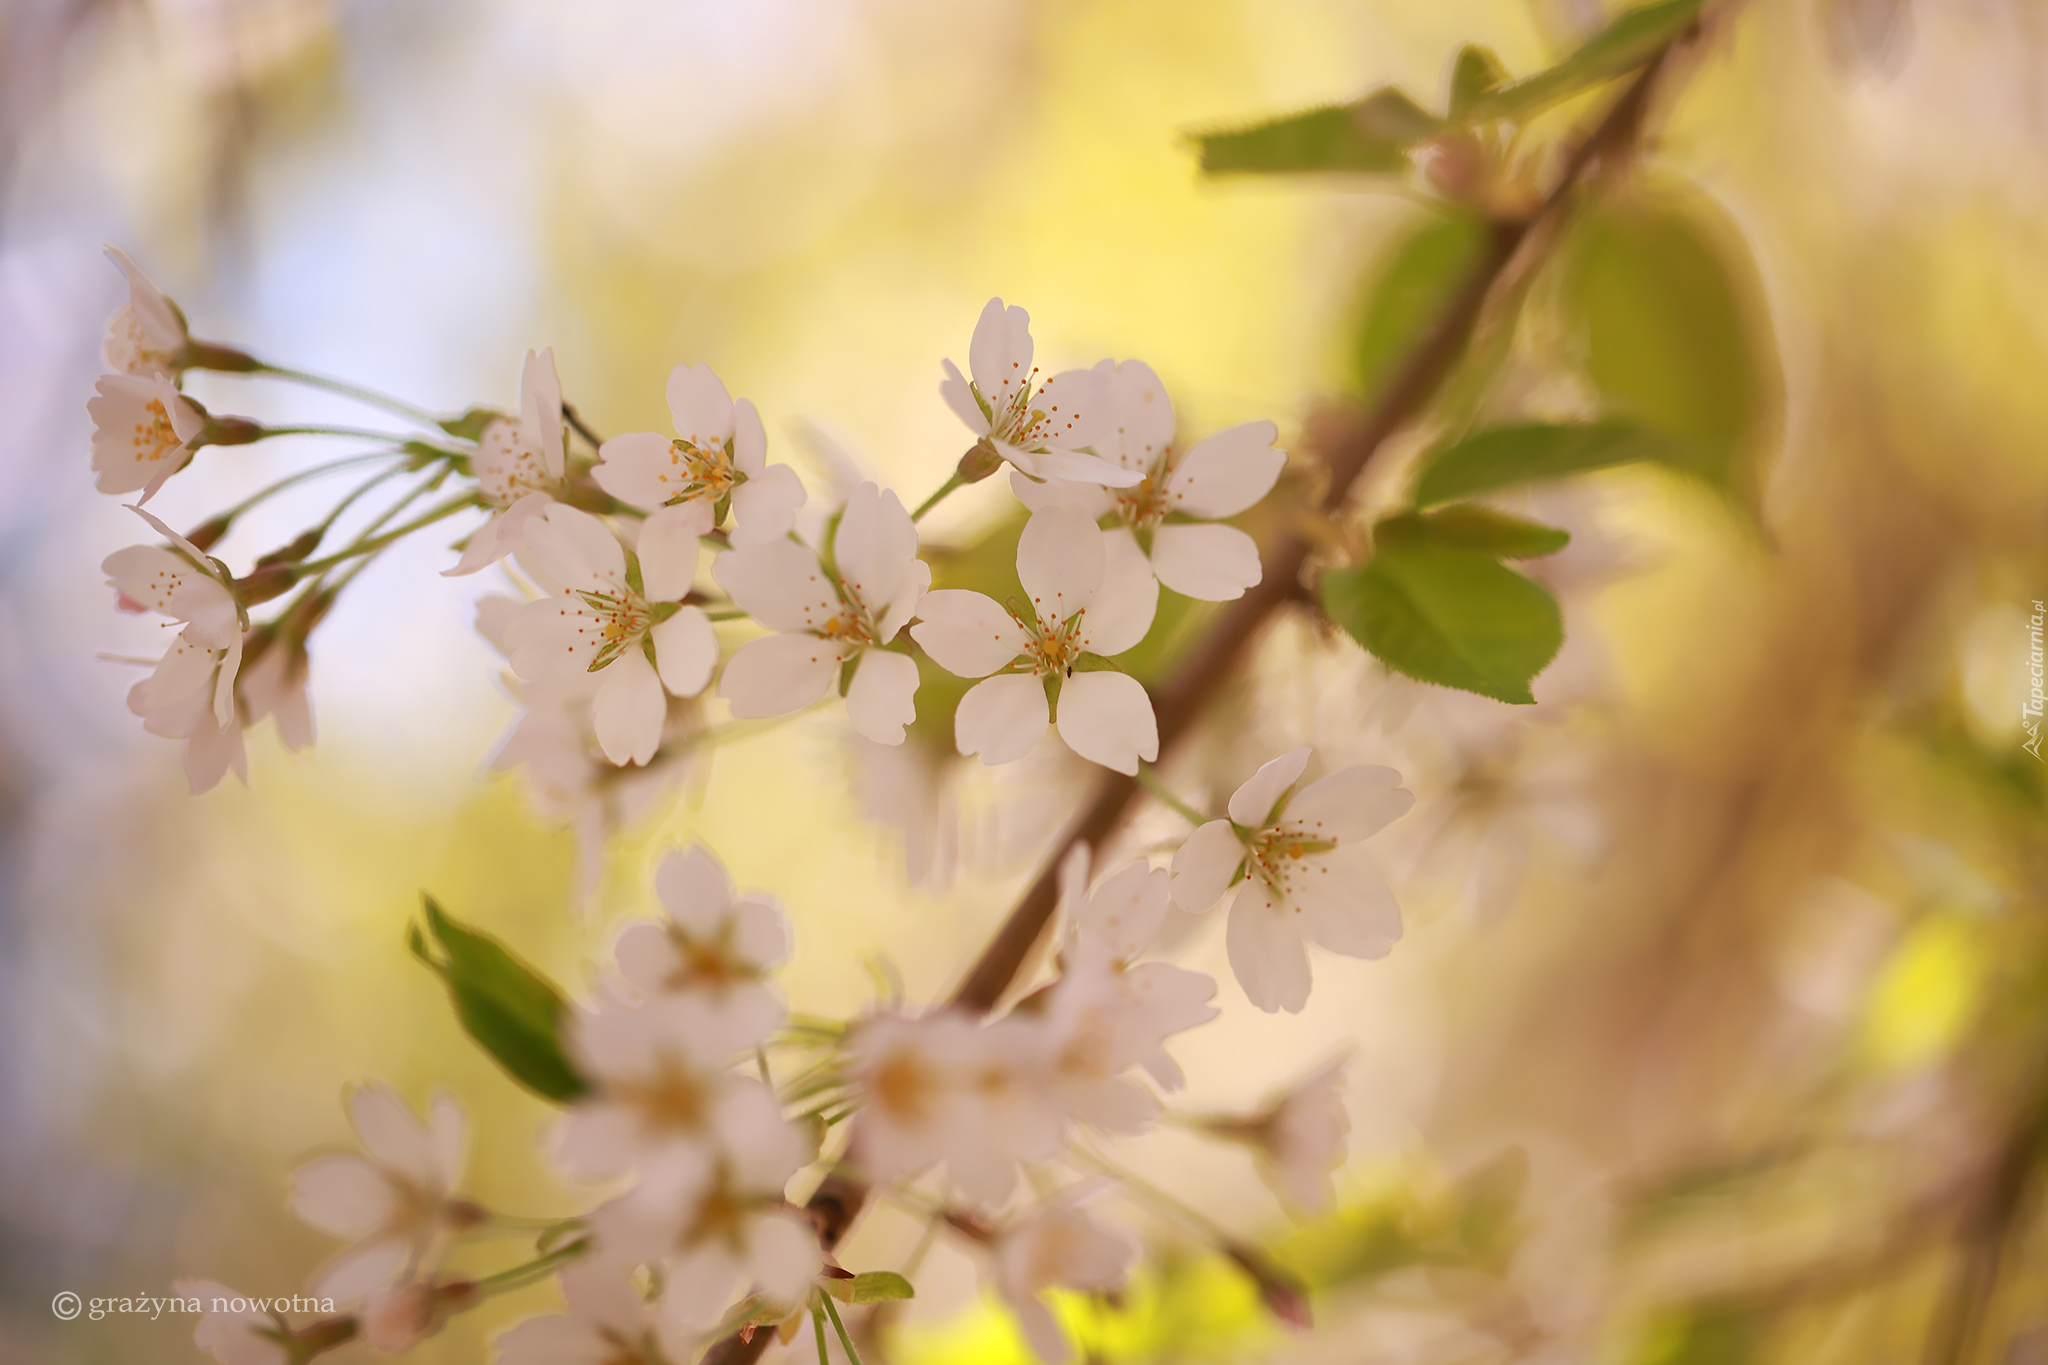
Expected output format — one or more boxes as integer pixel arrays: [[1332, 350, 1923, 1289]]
[[256, 528, 324, 568], [183, 515, 233, 554], [443, 1198, 488, 1231], [957, 438, 1004, 483], [200, 416, 267, 447], [1224, 1244, 1312, 1332], [181, 341, 263, 373], [234, 563, 299, 606], [1417, 129, 1487, 204]]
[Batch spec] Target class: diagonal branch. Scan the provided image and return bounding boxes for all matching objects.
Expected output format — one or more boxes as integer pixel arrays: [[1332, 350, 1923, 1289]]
[[701, 31, 1697, 1365]]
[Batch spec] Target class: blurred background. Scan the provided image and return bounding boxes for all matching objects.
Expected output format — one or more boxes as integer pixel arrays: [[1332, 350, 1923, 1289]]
[[5, 0, 2048, 1361]]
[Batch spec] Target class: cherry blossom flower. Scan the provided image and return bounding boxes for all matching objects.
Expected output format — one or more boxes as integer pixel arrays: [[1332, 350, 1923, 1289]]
[[495, 1256, 670, 1365], [101, 244, 188, 377], [174, 1281, 287, 1365], [1169, 747, 1414, 1013], [1208, 1057, 1351, 1212], [589, 1119, 819, 1330], [713, 481, 928, 743], [909, 506, 1159, 774], [612, 844, 789, 1046], [593, 363, 805, 546], [89, 370, 203, 500], [508, 504, 717, 766], [991, 1201, 1137, 1363], [238, 630, 314, 752], [287, 1084, 471, 1303], [554, 992, 776, 1182], [940, 298, 1142, 488], [446, 349, 568, 576], [1013, 359, 1286, 601]]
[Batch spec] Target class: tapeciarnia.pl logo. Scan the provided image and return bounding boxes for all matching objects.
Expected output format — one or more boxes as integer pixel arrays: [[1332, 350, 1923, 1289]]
[[2024, 600, 2044, 762]]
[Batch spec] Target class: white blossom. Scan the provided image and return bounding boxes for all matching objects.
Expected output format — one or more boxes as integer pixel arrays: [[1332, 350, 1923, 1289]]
[[991, 1201, 1137, 1364], [714, 481, 928, 743], [509, 504, 718, 766], [495, 1256, 670, 1365], [1013, 359, 1285, 601], [1170, 747, 1414, 1013], [940, 298, 1142, 488], [287, 1084, 470, 1304], [446, 349, 568, 576], [554, 992, 777, 1182], [101, 243, 188, 377], [909, 506, 1159, 774], [593, 363, 805, 546], [174, 1281, 288, 1365], [88, 370, 203, 500], [1215, 1057, 1351, 1213], [238, 631, 315, 752], [612, 844, 789, 1046]]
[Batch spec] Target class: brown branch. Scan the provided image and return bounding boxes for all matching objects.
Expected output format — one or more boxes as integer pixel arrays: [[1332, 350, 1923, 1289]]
[[699, 35, 1694, 1365]]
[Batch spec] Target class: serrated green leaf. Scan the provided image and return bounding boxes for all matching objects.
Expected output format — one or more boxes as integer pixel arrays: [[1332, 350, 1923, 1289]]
[[1565, 190, 1776, 511], [1466, 0, 1703, 121], [1414, 420, 1683, 506], [1196, 87, 1437, 176], [1393, 507, 1569, 559], [414, 895, 586, 1103], [1321, 538, 1562, 705], [1448, 45, 1510, 117], [1352, 209, 1493, 403]]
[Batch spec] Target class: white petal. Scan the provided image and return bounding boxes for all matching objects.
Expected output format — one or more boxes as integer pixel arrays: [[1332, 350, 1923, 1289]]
[[638, 506, 701, 602], [347, 1083, 433, 1182], [717, 633, 842, 717], [1054, 671, 1157, 775], [845, 648, 920, 745], [1227, 893, 1312, 1014], [106, 244, 183, 350], [656, 843, 734, 929], [184, 710, 247, 794], [288, 1155, 397, 1239], [524, 504, 627, 593], [732, 396, 768, 476], [1170, 820, 1244, 912], [1164, 420, 1285, 518], [1007, 467, 1113, 515], [651, 606, 717, 697], [712, 539, 838, 632], [744, 1211, 823, 1309], [1029, 366, 1116, 453], [1148, 522, 1262, 602], [593, 431, 690, 512], [1227, 747, 1312, 828], [660, 1244, 739, 1328], [967, 296, 1033, 410], [955, 674, 1049, 766], [310, 1238, 409, 1306], [665, 363, 735, 446], [1076, 528, 1158, 657], [729, 897, 790, 974], [522, 348, 566, 480], [592, 648, 666, 765], [730, 464, 806, 547], [874, 557, 932, 644], [1016, 506, 1105, 627], [427, 1091, 467, 1192], [1283, 765, 1415, 842], [833, 482, 918, 615], [940, 358, 990, 435], [1290, 847, 1402, 960], [1079, 862, 1172, 961], [1018, 444, 1145, 488], [909, 589, 1027, 678], [1101, 358, 1176, 472]]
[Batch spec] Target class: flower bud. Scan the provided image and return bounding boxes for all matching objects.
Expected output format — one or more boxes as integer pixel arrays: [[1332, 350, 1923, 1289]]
[[199, 416, 267, 448], [181, 341, 263, 373], [255, 529, 324, 568], [234, 563, 299, 607], [957, 438, 1004, 483], [182, 514, 234, 554], [1224, 1243, 1312, 1332]]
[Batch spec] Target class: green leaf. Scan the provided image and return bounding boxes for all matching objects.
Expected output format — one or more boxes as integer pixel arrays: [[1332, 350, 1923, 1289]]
[[1414, 420, 1683, 506], [826, 1271, 915, 1304], [1197, 88, 1437, 176], [1448, 45, 1510, 118], [438, 407, 498, 441], [1404, 507, 1569, 558], [1466, 0, 1703, 120], [1321, 528, 1563, 705], [411, 895, 587, 1103], [1564, 189, 1776, 508], [1351, 209, 1493, 403]]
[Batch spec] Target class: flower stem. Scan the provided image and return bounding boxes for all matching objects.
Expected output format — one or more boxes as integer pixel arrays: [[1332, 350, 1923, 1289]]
[[219, 450, 412, 521], [1134, 763, 1209, 827], [821, 1292, 866, 1365], [470, 1237, 590, 1297], [1069, 1144, 1237, 1248], [294, 493, 478, 576], [562, 402, 607, 450], [910, 471, 966, 522], [252, 422, 425, 444], [249, 362, 446, 427], [812, 1302, 832, 1365], [706, 608, 749, 622]]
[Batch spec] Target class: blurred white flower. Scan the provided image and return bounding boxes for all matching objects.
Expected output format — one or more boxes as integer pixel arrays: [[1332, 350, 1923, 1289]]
[[287, 1084, 470, 1304], [447, 349, 568, 576], [1014, 359, 1285, 600], [88, 371, 202, 500], [594, 363, 806, 546], [612, 844, 789, 1046], [714, 481, 928, 743], [174, 1281, 287, 1365], [1207, 1057, 1351, 1213], [555, 993, 776, 1182], [940, 297, 1141, 488], [358, 1280, 444, 1354], [495, 1255, 669, 1365], [509, 504, 717, 766], [991, 1201, 1137, 1363], [1170, 747, 1413, 1013], [101, 244, 188, 377], [237, 630, 315, 752], [910, 506, 1158, 774]]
